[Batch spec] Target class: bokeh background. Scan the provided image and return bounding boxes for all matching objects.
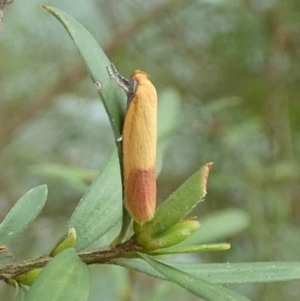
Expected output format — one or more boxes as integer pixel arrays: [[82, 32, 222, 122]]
[[1, 0, 300, 300]]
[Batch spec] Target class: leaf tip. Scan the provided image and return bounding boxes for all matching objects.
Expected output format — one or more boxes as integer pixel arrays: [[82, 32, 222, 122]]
[[42, 5, 55, 14], [38, 184, 48, 196]]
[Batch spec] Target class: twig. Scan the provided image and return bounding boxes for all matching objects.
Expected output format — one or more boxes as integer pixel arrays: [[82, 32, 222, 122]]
[[0, 236, 141, 282]]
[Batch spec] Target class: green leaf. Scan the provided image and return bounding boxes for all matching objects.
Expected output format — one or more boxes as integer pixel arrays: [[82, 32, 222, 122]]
[[138, 254, 250, 301], [113, 258, 300, 284], [179, 209, 250, 246], [0, 185, 47, 245], [31, 164, 94, 193], [25, 249, 90, 301], [135, 162, 213, 241], [43, 6, 126, 142], [68, 149, 122, 251], [147, 243, 230, 255]]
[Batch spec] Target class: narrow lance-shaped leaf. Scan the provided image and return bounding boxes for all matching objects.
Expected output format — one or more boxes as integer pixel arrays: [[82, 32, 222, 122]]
[[135, 163, 213, 241], [31, 164, 93, 193], [113, 258, 300, 284], [147, 243, 230, 255], [44, 6, 130, 243], [25, 249, 90, 301], [138, 254, 251, 301], [68, 149, 122, 251], [43, 6, 126, 141], [0, 185, 47, 245]]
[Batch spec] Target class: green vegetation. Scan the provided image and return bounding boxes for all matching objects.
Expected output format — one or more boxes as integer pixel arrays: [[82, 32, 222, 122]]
[[1, 1, 300, 300]]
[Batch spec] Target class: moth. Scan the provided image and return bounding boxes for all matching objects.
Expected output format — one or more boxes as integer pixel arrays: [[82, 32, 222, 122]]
[[108, 64, 157, 223]]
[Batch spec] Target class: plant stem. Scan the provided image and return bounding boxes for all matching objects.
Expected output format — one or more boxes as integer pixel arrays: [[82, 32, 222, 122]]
[[0, 236, 140, 283]]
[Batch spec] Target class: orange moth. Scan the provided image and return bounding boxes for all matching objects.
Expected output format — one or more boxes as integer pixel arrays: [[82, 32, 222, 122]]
[[108, 64, 157, 223]]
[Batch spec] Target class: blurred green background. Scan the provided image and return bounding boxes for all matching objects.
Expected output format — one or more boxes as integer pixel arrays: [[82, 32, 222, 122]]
[[1, 0, 300, 300]]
